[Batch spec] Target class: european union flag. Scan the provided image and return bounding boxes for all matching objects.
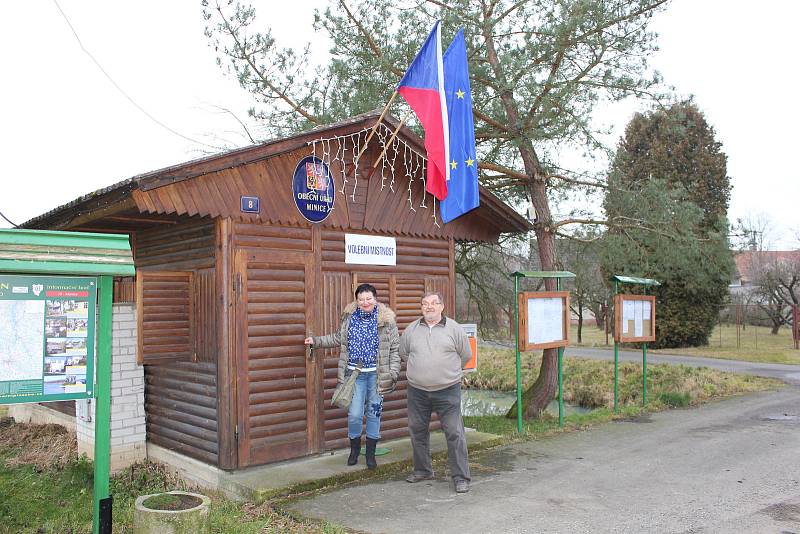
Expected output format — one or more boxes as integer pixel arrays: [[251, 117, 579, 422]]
[[441, 29, 479, 223]]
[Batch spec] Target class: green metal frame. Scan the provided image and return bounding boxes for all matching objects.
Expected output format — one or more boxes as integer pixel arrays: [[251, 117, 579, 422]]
[[513, 270, 575, 433], [0, 229, 134, 534], [610, 275, 660, 412]]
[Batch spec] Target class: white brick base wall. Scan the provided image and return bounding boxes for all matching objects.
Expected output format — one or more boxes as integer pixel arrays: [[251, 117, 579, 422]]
[[79, 303, 146, 472]]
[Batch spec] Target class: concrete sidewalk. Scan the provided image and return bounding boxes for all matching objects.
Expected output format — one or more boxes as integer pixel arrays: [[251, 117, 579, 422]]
[[290, 387, 800, 533], [151, 428, 501, 502]]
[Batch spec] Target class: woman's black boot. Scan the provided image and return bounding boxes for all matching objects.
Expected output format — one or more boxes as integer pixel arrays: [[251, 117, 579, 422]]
[[347, 437, 361, 466], [365, 437, 378, 469]]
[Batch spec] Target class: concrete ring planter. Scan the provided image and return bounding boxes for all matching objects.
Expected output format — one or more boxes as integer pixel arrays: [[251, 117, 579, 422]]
[[133, 491, 210, 534]]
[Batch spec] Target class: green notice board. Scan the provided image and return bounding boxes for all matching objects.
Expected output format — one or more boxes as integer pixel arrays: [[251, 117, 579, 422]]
[[0, 274, 96, 404]]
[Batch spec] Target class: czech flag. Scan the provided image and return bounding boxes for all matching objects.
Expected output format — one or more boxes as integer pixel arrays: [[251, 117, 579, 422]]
[[441, 29, 479, 223], [397, 21, 449, 201]]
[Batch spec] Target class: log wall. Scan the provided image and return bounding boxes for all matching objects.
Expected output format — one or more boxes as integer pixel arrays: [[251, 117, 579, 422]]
[[136, 218, 219, 465]]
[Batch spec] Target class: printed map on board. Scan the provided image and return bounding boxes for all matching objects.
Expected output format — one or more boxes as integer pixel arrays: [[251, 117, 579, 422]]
[[0, 300, 45, 381]]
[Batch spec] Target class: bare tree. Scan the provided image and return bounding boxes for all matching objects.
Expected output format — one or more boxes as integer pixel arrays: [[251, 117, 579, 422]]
[[749, 252, 800, 334]]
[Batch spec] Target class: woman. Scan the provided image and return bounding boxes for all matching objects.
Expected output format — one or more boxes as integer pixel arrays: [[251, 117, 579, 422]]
[[304, 283, 400, 469]]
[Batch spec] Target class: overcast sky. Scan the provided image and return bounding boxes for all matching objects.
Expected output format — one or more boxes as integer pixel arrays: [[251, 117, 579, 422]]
[[1, 1, 797, 248]]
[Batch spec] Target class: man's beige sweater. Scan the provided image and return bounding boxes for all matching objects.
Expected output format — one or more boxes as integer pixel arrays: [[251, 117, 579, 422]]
[[400, 316, 471, 392]]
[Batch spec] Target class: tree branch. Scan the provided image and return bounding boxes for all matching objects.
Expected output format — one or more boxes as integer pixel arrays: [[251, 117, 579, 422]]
[[547, 173, 608, 190], [478, 161, 530, 182], [338, 0, 405, 77], [215, 3, 319, 124]]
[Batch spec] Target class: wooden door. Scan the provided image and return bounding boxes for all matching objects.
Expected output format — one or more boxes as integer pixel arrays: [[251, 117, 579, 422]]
[[233, 249, 320, 466]]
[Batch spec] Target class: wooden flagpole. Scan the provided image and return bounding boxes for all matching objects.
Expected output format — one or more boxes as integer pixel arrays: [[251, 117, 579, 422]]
[[355, 91, 398, 162], [371, 109, 414, 168]]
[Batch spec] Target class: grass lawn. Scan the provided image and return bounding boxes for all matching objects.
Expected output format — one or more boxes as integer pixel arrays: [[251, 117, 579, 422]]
[[566, 323, 800, 364], [649, 324, 800, 364], [569, 323, 611, 347]]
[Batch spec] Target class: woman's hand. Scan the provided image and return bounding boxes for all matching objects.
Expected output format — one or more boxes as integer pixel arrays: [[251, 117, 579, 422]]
[[304, 337, 314, 345]]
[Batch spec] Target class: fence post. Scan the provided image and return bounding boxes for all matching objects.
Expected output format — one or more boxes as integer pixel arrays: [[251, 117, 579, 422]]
[[736, 303, 741, 349]]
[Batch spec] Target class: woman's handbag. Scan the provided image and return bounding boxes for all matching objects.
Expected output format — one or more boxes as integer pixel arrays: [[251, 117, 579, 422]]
[[331, 362, 362, 410]]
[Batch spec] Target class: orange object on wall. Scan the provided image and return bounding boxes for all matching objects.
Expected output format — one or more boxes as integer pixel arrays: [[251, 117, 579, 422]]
[[461, 323, 478, 373]]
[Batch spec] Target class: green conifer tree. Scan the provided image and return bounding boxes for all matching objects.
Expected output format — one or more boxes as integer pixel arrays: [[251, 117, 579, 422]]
[[603, 102, 733, 347]]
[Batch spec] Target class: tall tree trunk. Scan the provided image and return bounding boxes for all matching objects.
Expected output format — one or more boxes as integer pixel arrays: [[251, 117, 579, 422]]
[[480, 17, 559, 419], [577, 303, 584, 344], [504, 178, 559, 420]]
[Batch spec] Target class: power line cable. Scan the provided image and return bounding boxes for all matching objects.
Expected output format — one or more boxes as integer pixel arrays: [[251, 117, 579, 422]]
[[0, 210, 19, 228], [52, 0, 226, 151]]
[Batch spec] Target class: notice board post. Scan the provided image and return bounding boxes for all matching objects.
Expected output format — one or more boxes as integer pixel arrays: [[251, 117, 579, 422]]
[[512, 271, 575, 433], [0, 229, 134, 534], [610, 275, 660, 411]]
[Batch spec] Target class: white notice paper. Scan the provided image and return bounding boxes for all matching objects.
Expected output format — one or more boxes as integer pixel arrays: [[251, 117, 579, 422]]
[[528, 297, 564, 344], [642, 300, 651, 321], [622, 300, 634, 334], [634, 300, 643, 337]]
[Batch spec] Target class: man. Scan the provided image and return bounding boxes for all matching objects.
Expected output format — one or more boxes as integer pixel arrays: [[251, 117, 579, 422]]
[[400, 292, 472, 493]]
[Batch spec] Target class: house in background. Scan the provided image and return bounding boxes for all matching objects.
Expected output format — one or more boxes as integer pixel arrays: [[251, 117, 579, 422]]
[[10, 111, 529, 476], [730, 250, 800, 299], [729, 249, 800, 335]]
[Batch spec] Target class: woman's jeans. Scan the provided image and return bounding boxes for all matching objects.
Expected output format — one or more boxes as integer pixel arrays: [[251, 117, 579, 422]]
[[347, 370, 383, 440]]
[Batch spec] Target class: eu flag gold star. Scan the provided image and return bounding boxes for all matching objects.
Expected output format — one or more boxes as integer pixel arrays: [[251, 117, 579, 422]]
[[466, 158, 475, 167], [456, 89, 465, 99], [450, 160, 458, 169]]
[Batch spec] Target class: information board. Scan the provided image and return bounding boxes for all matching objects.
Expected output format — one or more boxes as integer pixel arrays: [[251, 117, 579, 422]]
[[614, 294, 656, 342], [0, 274, 96, 404], [518, 291, 570, 351]]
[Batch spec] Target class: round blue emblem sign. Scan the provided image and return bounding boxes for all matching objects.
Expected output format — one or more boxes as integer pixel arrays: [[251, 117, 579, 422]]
[[293, 156, 335, 223]]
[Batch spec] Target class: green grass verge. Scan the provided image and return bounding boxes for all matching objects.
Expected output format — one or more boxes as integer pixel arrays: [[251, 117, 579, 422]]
[[464, 349, 782, 408], [464, 405, 645, 441]]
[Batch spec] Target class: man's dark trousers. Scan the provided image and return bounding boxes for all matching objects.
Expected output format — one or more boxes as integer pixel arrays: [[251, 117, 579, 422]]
[[407, 383, 471, 482]]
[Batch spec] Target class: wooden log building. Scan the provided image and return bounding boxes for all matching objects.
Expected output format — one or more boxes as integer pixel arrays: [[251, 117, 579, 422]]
[[23, 112, 529, 470]]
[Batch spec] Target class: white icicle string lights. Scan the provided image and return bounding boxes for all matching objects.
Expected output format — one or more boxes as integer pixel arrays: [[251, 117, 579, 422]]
[[388, 136, 399, 193], [306, 123, 439, 220], [403, 143, 416, 212], [335, 134, 346, 194], [376, 125, 389, 191], [351, 130, 362, 201]]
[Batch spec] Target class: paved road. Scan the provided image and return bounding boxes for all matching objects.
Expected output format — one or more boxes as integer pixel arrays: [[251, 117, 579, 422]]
[[568, 346, 800, 385], [291, 352, 800, 533]]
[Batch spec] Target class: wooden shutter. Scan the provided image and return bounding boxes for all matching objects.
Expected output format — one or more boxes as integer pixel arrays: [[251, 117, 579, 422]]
[[137, 271, 195, 365]]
